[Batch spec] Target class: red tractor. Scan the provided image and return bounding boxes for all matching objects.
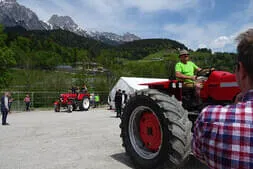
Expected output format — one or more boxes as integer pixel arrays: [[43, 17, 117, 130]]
[[120, 68, 240, 169], [54, 91, 90, 113]]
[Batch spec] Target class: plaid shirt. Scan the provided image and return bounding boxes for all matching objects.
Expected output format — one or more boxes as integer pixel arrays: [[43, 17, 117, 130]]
[[192, 90, 253, 169]]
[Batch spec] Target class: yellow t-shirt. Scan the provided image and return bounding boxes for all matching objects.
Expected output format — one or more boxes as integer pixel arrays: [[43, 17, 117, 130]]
[[175, 61, 198, 83]]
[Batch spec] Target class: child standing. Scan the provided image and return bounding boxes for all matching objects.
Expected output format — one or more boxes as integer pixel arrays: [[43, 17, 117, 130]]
[[24, 94, 31, 111]]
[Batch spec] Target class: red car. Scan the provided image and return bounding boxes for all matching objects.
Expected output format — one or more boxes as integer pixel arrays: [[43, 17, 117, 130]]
[[54, 92, 90, 113]]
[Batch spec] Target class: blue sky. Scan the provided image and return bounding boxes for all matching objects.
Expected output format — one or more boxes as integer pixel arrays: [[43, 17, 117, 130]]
[[17, 0, 253, 52]]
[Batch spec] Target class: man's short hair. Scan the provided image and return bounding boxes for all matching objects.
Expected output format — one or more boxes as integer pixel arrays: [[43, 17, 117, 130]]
[[236, 29, 253, 80]]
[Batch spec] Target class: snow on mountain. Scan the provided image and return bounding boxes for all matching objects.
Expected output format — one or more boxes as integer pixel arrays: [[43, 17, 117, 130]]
[[87, 30, 141, 43], [0, 0, 141, 44], [48, 14, 89, 37], [0, 0, 49, 30], [48, 14, 141, 43]]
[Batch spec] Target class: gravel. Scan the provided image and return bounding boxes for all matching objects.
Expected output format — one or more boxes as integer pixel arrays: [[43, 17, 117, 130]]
[[0, 108, 207, 169]]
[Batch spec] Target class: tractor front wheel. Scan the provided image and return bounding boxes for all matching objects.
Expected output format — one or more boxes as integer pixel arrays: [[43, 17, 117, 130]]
[[54, 104, 60, 112], [80, 97, 90, 111], [67, 104, 73, 113], [120, 89, 192, 169]]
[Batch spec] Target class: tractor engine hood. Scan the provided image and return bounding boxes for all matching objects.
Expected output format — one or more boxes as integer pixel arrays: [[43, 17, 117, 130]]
[[201, 70, 240, 101], [208, 71, 238, 84]]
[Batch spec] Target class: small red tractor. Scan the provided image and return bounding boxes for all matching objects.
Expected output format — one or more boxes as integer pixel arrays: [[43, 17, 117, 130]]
[[54, 91, 90, 113], [120, 68, 240, 169]]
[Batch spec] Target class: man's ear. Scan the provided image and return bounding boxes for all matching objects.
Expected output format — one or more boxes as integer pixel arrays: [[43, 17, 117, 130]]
[[239, 62, 247, 80]]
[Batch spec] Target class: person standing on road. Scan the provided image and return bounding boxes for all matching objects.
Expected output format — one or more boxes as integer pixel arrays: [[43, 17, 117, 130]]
[[192, 28, 253, 168], [24, 94, 31, 111], [94, 94, 100, 108], [8, 92, 14, 113], [90, 93, 95, 108], [122, 90, 128, 109], [1, 92, 10, 125], [114, 89, 122, 118]]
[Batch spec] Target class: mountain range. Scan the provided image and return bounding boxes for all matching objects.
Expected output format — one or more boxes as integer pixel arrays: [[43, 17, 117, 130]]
[[0, 0, 141, 44]]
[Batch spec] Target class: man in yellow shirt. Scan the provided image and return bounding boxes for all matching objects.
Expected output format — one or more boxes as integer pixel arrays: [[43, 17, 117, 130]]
[[175, 49, 202, 106], [175, 49, 201, 86]]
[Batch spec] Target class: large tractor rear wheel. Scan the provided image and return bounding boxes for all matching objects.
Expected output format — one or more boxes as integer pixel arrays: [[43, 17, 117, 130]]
[[79, 97, 90, 111], [120, 89, 192, 169]]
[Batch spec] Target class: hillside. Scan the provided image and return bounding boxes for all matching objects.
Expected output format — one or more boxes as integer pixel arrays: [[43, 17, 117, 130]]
[[116, 39, 187, 60], [0, 25, 236, 94], [4, 26, 110, 49], [4, 26, 188, 63]]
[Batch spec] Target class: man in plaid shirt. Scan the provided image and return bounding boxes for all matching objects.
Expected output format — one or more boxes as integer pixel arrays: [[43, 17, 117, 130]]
[[192, 28, 253, 169]]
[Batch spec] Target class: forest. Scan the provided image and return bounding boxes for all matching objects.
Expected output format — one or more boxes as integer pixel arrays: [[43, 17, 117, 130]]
[[0, 25, 236, 98]]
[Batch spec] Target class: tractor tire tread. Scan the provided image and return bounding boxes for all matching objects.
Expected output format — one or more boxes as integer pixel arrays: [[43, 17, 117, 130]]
[[120, 89, 192, 169]]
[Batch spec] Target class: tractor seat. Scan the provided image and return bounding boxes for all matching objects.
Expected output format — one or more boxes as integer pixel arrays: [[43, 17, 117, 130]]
[[182, 82, 195, 88]]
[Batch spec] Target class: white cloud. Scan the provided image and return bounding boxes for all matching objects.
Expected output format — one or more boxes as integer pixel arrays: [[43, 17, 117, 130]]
[[16, 0, 253, 52], [122, 0, 199, 12], [164, 22, 229, 50], [246, 0, 253, 18], [77, 0, 200, 13], [74, 0, 201, 31], [198, 44, 207, 49], [210, 36, 235, 49], [161, 0, 253, 52], [163, 21, 253, 52], [235, 24, 253, 37], [79, 0, 124, 15]]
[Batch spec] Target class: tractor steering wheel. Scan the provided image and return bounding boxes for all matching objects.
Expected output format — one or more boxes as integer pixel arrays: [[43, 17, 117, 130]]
[[196, 68, 213, 77], [196, 68, 214, 82]]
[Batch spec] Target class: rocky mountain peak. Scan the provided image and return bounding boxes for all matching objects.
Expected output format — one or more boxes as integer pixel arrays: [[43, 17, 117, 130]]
[[48, 14, 141, 43], [48, 14, 88, 37], [0, 0, 49, 30], [122, 32, 141, 42], [48, 14, 77, 29], [0, 0, 17, 4], [0, 0, 141, 44]]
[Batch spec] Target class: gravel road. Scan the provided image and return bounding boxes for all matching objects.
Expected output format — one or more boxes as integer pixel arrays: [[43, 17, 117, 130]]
[[0, 108, 208, 169]]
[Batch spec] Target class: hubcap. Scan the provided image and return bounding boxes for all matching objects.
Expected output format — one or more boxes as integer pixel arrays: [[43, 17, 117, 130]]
[[129, 106, 162, 159], [140, 112, 161, 151], [68, 105, 73, 111], [82, 98, 90, 109]]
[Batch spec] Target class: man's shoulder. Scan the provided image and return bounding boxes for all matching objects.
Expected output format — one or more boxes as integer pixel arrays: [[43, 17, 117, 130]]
[[175, 62, 182, 65], [187, 61, 195, 65], [199, 104, 237, 122], [175, 62, 185, 67], [176, 61, 194, 65], [199, 101, 253, 124]]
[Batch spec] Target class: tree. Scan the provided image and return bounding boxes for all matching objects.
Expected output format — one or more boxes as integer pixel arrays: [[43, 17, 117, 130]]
[[196, 48, 212, 54], [0, 25, 16, 88], [73, 49, 90, 87]]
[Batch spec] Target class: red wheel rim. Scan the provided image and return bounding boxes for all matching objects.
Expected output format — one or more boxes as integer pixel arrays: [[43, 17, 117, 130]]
[[139, 112, 162, 151]]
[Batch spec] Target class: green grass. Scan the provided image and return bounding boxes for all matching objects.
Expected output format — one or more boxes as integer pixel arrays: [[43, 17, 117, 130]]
[[8, 68, 75, 91], [141, 49, 178, 61]]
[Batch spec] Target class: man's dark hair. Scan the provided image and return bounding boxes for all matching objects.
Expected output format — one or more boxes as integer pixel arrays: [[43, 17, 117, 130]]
[[236, 29, 253, 80]]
